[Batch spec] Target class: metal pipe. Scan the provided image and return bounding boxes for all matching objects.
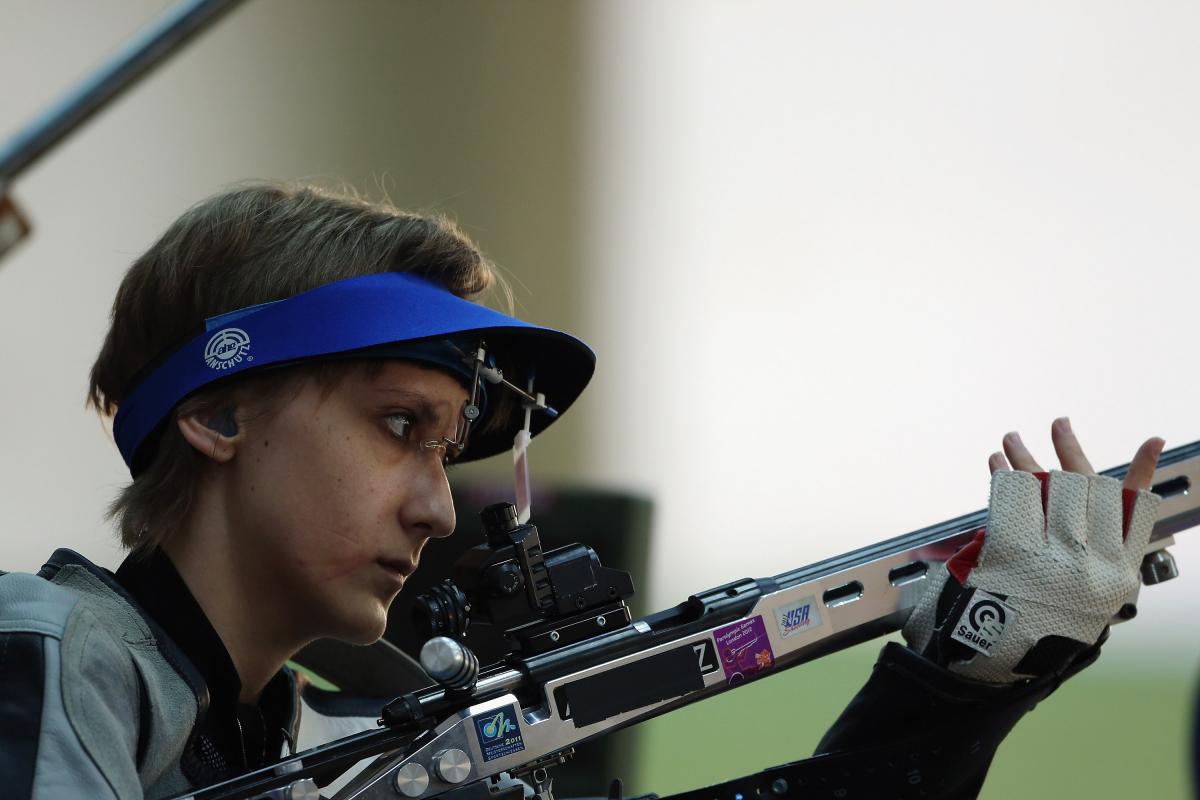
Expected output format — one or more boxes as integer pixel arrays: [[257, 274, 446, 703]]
[[0, 0, 246, 183]]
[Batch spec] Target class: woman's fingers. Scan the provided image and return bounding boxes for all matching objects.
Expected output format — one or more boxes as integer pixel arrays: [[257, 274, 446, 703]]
[[994, 422, 1162, 489], [1123, 437, 1166, 492], [1002, 431, 1044, 472], [1050, 417, 1096, 475]]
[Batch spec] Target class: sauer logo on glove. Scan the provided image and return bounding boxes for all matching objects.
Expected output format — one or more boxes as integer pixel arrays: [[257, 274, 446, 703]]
[[950, 589, 1018, 656]]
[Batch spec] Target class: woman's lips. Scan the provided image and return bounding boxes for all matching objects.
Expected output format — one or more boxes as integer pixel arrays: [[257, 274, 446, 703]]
[[377, 558, 415, 581]]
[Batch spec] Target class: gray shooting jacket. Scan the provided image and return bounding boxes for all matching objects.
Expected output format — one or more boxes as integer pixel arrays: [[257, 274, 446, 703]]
[[0, 549, 400, 799]]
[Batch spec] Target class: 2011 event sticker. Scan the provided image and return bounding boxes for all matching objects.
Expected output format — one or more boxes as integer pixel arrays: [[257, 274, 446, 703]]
[[473, 704, 526, 762]]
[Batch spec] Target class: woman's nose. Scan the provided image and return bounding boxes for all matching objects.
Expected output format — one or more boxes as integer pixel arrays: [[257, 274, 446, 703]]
[[404, 459, 457, 540]]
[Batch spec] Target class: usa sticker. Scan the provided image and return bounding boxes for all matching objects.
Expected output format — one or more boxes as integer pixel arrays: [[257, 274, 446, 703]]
[[472, 704, 525, 762], [774, 596, 823, 639], [950, 590, 1017, 657], [713, 616, 775, 685]]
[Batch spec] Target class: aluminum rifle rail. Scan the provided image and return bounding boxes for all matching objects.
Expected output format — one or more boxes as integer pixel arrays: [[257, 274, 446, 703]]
[[177, 440, 1200, 800]]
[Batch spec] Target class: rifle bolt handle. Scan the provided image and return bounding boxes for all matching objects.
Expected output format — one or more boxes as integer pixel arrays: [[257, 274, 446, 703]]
[[420, 636, 480, 690]]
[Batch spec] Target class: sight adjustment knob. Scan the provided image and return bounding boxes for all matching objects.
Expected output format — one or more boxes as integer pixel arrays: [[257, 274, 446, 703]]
[[481, 502, 520, 544], [485, 561, 525, 597]]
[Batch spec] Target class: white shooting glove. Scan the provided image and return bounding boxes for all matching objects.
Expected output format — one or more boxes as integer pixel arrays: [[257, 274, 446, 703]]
[[904, 469, 1161, 684]]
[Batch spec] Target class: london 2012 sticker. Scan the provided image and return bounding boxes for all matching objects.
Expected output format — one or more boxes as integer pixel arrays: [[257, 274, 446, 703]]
[[773, 595, 823, 639], [712, 616, 775, 685], [472, 704, 526, 762]]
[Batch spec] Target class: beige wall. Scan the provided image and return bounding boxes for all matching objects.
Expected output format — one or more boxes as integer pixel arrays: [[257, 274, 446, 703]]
[[0, 0, 592, 573], [4, 0, 1198, 648], [579, 1, 1200, 646], [4, 0, 1199, 648]]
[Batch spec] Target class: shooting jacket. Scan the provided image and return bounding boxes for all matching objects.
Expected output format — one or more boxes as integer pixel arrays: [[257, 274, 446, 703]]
[[0, 548, 1098, 800], [0, 549, 343, 799]]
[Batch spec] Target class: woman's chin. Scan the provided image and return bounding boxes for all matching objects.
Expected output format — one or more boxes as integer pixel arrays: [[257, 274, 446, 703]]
[[337, 627, 385, 646], [329, 605, 389, 646]]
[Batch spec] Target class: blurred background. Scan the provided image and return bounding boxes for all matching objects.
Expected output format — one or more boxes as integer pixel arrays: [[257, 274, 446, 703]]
[[2, 1, 1199, 797]]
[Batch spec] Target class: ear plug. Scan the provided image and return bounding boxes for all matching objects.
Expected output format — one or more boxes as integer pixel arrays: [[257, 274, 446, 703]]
[[205, 406, 239, 437]]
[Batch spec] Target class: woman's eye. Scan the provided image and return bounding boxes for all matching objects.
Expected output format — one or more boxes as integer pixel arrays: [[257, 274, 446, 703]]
[[385, 413, 414, 440]]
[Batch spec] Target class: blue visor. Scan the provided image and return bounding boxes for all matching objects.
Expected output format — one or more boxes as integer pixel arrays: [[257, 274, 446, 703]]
[[112, 272, 595, 474]]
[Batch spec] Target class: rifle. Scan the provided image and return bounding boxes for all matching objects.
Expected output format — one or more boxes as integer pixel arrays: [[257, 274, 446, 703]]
[[175, 441, 1199, 800]]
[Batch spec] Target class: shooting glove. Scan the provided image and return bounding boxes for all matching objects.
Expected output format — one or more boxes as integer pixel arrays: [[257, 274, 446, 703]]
[[903, 470, 1160, 684]]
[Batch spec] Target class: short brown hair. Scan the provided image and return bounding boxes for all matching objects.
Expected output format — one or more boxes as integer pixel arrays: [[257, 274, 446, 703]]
[[89, 181, 499, 554]]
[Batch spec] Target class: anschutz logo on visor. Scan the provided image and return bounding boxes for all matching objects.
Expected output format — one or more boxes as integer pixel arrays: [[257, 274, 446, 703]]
[[204, 328, 252, 370]]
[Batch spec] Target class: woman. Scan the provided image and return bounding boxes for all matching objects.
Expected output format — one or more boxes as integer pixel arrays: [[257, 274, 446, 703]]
[[0, 182, 1163, 799]]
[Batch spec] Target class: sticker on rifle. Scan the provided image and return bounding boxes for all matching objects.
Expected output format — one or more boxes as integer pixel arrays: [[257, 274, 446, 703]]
[[713, 616, 775, 684], [692, 638, 720, 676], [472, 704, 525, 762], [950, 589, 1017, 657], [773, 595, 823, 639]]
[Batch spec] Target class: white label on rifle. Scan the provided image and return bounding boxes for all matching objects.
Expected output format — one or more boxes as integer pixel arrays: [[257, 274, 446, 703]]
[[692, 638, 720, 675], [774, 595, 823, 639], [950, 589, 1017, 657]]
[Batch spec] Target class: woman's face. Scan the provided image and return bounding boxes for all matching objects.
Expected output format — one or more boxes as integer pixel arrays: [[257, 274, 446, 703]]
[[225, 361, 467, 645]]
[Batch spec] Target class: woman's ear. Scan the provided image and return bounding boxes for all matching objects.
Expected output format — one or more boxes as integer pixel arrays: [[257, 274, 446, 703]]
[[177, 406, 241, 463]]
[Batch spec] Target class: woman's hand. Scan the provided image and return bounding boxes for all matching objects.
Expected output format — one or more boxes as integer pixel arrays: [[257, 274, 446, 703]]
[[987, 416, 1163, 492], [903, 417, 1165, 684]]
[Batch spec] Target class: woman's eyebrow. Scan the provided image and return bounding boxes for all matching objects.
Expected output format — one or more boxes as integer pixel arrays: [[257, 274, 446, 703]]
[[374, 387, 463, 425]]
